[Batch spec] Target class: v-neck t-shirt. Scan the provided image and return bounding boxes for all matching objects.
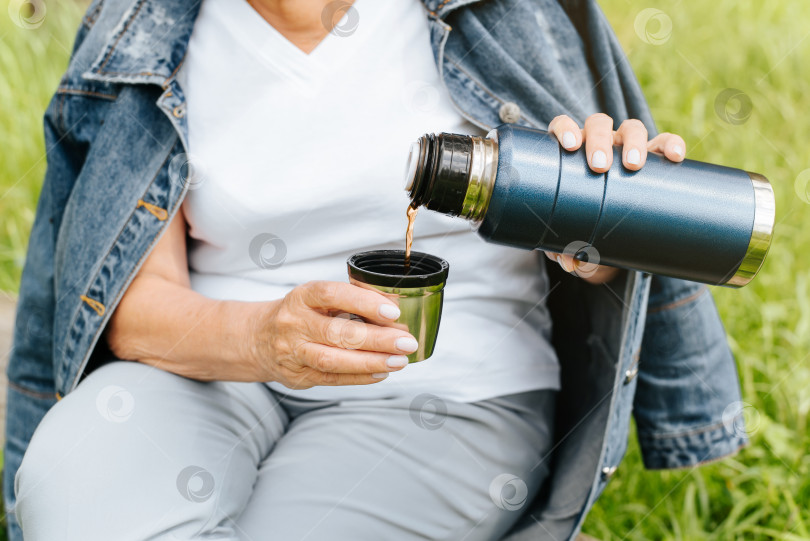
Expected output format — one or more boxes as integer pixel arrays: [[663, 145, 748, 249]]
[[177, 0, 560, 402]]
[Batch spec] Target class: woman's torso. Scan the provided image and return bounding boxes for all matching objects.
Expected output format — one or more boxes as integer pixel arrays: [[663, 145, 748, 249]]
[[178, 0, 560, 402]]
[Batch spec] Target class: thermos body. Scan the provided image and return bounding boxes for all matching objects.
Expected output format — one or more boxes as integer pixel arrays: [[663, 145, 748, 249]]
[[405, 124, 774, 287]]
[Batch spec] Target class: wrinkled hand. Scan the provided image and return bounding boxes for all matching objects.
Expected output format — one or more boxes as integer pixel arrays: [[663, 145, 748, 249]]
[[249, 281, 418, 389], [544, 113, 687, 284]]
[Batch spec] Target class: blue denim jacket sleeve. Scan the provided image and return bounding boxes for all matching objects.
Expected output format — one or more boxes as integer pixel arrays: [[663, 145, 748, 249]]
[[3, 89, 74, 541], [634, 276, 749, 469]]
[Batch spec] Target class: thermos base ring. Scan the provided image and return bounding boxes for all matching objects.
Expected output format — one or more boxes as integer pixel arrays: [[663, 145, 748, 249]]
[[726, 172, 775, 287]]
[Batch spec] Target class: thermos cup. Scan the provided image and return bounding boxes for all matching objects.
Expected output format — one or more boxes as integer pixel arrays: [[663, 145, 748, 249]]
[[404, 124, 775, 287], [347, 250, 449, 363]]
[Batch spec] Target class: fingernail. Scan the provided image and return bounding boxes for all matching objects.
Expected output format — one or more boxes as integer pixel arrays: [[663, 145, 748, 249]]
[[378, 303, 400, 320], [372, 373, 389, 379], [562, 131, 577, 149], [626, 148, 640, 165], [556, 255, 572, 273], [592, 150, 607, 169], [386, 355, 409, 368], [673, 145, 684, 157], [395, 336, 419, 353]]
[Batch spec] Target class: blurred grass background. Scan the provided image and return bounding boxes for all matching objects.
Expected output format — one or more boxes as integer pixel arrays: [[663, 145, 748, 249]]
[[0, 0, 808, 539]]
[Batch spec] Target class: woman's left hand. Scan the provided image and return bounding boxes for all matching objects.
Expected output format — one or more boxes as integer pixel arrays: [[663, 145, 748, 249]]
[[543, 112, 687, 284]]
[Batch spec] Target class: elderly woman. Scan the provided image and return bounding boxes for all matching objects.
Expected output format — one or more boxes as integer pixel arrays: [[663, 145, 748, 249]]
[[6, 0, 747, 540]]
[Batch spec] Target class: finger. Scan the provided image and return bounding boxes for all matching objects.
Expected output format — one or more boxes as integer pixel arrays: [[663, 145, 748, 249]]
[[302, 343, 409, 374], [548, 114, 583, 151], [615, 119, 649, 171], [557, 254, 578, 274], [543, 251, 577, 273], [647, 133, 686, 162], [298, 281, 401, 323], [286, 367, 394, 389], [543, 251, 581, 274], [583, 113, 615, 173], [313, 314, 418, 355]]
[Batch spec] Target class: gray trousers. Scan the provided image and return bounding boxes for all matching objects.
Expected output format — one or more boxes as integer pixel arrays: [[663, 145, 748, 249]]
[[14, 361, 556, 540]]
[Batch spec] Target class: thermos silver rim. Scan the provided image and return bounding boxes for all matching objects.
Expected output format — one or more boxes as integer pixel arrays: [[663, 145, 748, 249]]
[[726, 172, 775, 287], [460, 135, 498, 223]]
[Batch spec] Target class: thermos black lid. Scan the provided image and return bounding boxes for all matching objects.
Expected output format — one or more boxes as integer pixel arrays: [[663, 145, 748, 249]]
[[404, 133, 473, 216]]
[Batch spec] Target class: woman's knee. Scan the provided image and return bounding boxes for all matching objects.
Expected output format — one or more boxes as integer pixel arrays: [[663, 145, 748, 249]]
[[17, 360, 191, 485], [14, 360, 282, 539], [13, 375, 96, 536]]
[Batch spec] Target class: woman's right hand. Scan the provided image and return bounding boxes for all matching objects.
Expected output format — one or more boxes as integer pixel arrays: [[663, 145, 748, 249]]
[[249, 281, 419, 389]]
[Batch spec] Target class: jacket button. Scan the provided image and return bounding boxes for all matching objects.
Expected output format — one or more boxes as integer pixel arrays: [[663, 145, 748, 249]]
[[625, 366, 639, 383], [499, 102, 521, 123], [172, 104, 186, 118], [601, 465, 618, 480]]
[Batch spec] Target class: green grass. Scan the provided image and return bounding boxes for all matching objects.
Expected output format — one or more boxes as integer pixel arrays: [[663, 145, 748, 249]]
[[1, 0, 86, 292], [1, 1, 809, 540]]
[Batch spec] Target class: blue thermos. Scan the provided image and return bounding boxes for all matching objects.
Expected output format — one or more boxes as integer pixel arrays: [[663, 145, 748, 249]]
[[404, 124, 774, 287]]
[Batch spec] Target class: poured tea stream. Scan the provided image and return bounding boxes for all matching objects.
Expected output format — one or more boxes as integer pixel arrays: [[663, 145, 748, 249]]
[[404, 204, 418, 271]]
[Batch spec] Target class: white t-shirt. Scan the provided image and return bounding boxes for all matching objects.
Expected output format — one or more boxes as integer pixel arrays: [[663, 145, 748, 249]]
[[178, 0, 560, 402]]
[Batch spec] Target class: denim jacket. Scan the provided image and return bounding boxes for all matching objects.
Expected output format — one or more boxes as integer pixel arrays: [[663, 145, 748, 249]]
[[3, 1, 748, 539]]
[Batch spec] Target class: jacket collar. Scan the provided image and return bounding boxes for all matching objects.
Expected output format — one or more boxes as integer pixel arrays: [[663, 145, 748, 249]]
[[83, 0, 480, 86], [421, 0, 482, 18], [83, 0, 202, 87]]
